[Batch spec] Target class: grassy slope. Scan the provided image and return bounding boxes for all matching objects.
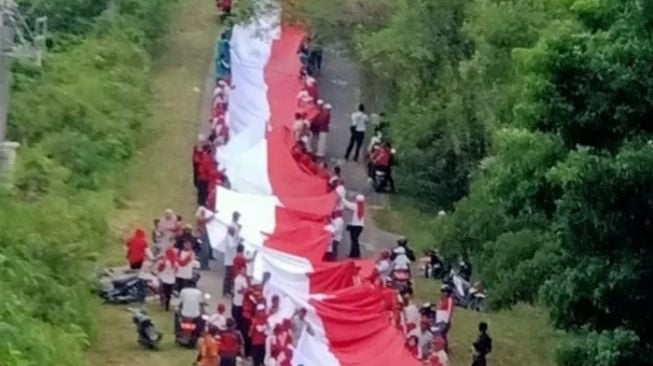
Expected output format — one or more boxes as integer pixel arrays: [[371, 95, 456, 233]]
[[85, 1, 217, 365], [375, 195, 559, 366]]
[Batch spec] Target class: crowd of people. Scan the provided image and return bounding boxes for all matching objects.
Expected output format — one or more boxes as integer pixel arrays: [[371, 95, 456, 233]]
[[121, 14, 493, 365]]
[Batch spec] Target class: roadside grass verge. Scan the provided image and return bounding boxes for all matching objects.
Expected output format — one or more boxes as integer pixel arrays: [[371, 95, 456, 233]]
[[85, 0, 217, 365], [374, 195, 559, 366]]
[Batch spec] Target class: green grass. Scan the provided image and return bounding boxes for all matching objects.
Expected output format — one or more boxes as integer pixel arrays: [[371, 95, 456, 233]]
[[85, 1, 218, 365], [375, 195, 559, 366]]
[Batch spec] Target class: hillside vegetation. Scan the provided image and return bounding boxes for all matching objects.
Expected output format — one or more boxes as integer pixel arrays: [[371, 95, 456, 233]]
[[0, 1, 175, 364], [294, 0, 653, 365]]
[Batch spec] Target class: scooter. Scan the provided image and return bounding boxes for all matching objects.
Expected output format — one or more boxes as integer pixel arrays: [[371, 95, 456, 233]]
[[175, 293, 211, 348], [390, 269, 413, 294], [443, 270, 487, 312], [127, 307, 162, 349]]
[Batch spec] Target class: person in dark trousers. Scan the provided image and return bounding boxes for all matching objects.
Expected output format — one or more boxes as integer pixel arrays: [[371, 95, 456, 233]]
[[471, 322, 492, 366], [343, 194, 365, 258], [344, 104, 369, 162], [219, 319, 243, 366]]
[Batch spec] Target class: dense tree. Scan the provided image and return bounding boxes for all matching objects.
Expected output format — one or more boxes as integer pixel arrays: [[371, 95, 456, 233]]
[[299, 0, 653, 364], [1, 1, 175, 365]]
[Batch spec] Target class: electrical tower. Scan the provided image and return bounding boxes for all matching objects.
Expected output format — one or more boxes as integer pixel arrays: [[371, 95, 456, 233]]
[[0, 0, 46, 183]]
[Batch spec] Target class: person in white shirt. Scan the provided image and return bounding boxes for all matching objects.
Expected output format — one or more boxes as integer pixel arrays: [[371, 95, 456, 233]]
[[223, 211, 241, 297], [231, 265, 249, 347], [324, 210, 344, 261], [207, 303, 228, 331], [157, 244, 177, 311], [175, 240, 196, 291], [292, 112, 307, 142], [344, 103, 369, 161], [375, 249, 392, 285], [342, 194, 365, 258], [176, 283, 204, 339]]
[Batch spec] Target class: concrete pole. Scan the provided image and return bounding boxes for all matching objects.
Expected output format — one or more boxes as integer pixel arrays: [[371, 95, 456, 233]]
[[0, 3, 11, 143]]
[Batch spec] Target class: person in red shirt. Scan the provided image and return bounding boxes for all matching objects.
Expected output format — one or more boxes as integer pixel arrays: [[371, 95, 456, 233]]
[[192, 137, 206, 188], [126, 228, 148, 270], [310, 103, 331, 158], [406, 335, 422, 360], [232, 244, 247, 278], [249, 304, 268, 366], [219, 318, 243, 366]]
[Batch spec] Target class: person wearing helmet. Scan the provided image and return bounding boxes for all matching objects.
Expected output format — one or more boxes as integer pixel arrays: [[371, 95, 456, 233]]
[[392, 238, 416, 262]]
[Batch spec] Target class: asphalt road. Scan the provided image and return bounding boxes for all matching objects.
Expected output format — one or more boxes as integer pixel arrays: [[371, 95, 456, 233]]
[[193, 46, 399, 310]]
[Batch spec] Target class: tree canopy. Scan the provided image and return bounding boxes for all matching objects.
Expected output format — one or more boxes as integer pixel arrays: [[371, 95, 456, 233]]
[[296, 0, 653, 364]]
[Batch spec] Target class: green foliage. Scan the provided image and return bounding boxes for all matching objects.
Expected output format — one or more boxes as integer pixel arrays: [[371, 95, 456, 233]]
[[303, 0, 653, 364], [1, 0, 176, 365], [556, 328, 639, 366]]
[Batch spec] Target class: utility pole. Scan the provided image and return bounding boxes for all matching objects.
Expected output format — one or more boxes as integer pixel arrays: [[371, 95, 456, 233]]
[[0, 0, 46, 184]]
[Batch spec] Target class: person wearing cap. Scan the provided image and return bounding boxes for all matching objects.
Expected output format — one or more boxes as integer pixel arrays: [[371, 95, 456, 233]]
[[342, 194, 366, 258], [310, 101, 332, 158], [249, 303, 268, 366], [345, 103, 369, 162]]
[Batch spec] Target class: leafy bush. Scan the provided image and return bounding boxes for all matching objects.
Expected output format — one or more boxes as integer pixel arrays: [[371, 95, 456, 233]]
[[1, 0, 175, 365]]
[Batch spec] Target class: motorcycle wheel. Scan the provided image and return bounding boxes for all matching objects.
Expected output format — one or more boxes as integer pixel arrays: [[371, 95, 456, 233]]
[[471, 298, 488, 312]]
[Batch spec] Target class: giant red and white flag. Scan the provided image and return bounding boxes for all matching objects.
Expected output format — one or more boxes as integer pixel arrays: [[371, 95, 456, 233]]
[[206, 3, 420, 365]]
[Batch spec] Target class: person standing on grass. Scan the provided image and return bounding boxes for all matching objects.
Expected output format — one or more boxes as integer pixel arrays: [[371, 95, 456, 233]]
[[223, 211, 241, 296], [344, 104, 369, 162], [471, 322, 492, 366], [126, 228, 148, 270], [176, 240, 196, 291], [158, 244, 177, 311], [151, 219, 164, 256], [342, 194, 365, 258]]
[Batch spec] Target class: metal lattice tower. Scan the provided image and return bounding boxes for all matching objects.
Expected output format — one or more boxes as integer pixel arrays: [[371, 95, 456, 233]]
[[0, 0, 46, 181]]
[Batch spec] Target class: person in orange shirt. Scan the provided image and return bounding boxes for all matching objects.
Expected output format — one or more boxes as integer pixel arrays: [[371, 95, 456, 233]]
[[196, 325, 220, 366]]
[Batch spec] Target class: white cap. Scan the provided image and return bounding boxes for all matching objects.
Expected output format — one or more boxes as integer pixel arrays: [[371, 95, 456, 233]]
[[256, 303, 265, 311], [317, 99, 324, 106], [324, 104, 332, 109], [198, 133, 206, 142], [356, 194, 365, 202]]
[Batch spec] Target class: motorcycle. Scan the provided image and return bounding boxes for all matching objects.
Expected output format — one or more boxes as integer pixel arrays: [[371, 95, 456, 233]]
[[371, 168, 390, 193], [97, 267, 151, 304], [127, 307, 162, 349], [390, 268, 413, 294], [175, 293, 211, 348], [443, 270, 487, 312]]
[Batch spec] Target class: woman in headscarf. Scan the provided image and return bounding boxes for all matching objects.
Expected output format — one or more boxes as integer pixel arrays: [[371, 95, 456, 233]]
[[342, 194, 365, 258], [126, 228, 148, 270], [159, 209, 178, 243]]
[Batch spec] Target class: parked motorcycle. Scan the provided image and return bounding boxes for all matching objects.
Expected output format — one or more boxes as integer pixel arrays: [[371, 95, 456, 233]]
[[127, 307, 162, 349], [443, 270, 487, 312]]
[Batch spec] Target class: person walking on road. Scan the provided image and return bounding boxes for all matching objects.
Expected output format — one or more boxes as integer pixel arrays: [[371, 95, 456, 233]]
[[343, 194, 365, 258], [344, 104, 369, 162]]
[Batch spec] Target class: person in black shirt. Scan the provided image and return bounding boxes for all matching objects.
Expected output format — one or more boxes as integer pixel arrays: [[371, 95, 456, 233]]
[[471, 322, 492, 366]]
